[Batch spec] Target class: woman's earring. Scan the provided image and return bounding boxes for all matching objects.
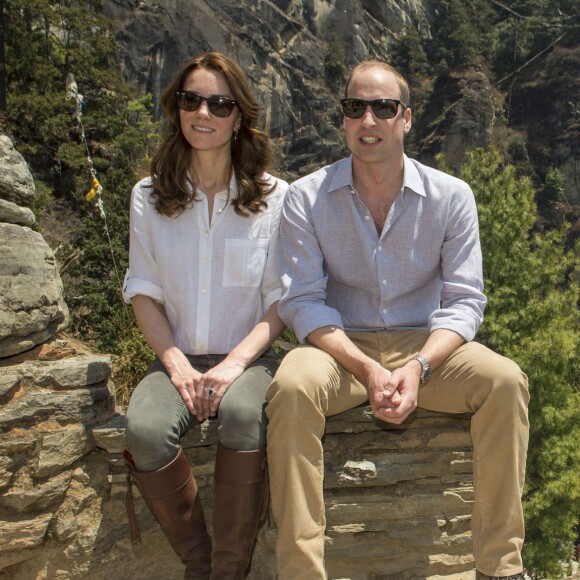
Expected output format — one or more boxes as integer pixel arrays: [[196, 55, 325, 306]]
[[233, 130, 239, 142]]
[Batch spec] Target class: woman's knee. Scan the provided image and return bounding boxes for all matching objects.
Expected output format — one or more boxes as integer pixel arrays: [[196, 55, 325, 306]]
[[125, 411, 164, 448], [218, 399, 266, 451], [125, 410, 180, 470]]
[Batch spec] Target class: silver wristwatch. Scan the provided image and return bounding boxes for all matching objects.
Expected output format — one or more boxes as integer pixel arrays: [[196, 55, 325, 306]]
[[411, 354, 431, 384]]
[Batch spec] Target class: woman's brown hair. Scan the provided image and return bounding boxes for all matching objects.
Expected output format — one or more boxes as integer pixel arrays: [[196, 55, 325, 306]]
[[149, 52, 275, 217]]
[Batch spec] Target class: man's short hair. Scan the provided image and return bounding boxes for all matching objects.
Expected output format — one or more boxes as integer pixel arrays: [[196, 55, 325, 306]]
[[344, 61, 411, 105]]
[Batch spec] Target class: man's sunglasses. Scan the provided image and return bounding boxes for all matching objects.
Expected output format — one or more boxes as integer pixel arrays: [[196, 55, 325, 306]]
[[176, 90, 238, 118], [340, 98, 408, 119]]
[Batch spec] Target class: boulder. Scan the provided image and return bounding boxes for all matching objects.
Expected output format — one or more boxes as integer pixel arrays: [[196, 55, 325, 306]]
[[0, 135, 35, 207], [0, 223, 69, 357], [0, 199, 35, 227]]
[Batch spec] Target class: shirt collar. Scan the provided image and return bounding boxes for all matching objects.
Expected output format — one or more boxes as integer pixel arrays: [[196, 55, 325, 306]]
[[328, 155, 426, 198], [402, 156, 426, 197], [328, 157, 354, 193]]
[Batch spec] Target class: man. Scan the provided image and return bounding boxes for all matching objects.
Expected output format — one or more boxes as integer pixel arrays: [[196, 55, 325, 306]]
[[266, 60, 529, 580]]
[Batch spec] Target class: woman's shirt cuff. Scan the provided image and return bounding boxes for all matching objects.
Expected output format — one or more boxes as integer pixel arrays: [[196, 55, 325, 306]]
[[122, 270, 164, 305]]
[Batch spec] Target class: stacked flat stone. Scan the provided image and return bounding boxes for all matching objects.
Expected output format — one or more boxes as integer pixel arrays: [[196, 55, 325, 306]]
[[0, 347, 114, 570]]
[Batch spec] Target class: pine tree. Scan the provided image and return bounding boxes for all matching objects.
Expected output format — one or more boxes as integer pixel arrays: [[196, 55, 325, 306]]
[[430, 0, 495, 69], [456, 147, 580, 578], [391, 24, 429, 78]]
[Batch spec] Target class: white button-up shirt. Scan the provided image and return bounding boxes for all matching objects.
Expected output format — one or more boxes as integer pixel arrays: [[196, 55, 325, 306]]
[[123, 174, 288, 355]]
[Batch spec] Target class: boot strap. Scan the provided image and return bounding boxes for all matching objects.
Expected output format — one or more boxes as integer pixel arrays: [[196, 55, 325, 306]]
[[257, 459, 270, 524], [125, 472, 142, 544]]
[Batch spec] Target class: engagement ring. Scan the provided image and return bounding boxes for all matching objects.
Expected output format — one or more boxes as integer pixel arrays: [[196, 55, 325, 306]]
[[208, 388, 215, 397]]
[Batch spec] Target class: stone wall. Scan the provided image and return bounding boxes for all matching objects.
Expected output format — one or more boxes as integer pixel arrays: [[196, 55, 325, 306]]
[[0, 340, 116, 576], [91, 407, 475, 580], [1, 347, 476, 579]]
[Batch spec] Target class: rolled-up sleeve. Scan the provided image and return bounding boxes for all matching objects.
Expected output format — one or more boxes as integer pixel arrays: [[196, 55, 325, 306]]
[[428, 183, 486, 341], [277, 185, 344, 343], [122, 180, 164, 305]]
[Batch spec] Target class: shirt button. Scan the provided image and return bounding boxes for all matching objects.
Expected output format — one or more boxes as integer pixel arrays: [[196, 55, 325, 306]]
[[365, 215, 370, 220], [204, 230, 209, 237], [382, 309, 387, 314], [378, 245, 383, 251], [202, 288, 207, 293], [382, 279, 387, 285]]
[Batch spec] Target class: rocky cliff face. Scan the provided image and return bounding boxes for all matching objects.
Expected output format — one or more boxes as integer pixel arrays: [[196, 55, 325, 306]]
[[101, 0, 435, 176], [103, 0, 579, 202], [509, 45, 580, 201]]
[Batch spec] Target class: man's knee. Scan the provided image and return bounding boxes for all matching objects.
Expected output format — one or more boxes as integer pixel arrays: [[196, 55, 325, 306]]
[[495, 358, 527, 397], [479, 355, 529, 410], [266, 346, 334, 408]]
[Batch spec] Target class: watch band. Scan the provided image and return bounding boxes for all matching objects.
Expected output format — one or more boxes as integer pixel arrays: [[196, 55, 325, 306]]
[[411, 354, 431, 384]]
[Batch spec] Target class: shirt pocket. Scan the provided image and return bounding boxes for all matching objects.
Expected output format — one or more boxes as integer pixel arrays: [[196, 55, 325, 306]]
[[223, 238, 269, 288]]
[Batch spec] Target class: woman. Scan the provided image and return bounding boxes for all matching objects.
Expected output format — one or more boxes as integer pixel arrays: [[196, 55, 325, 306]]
[[122, 52, 288, 580]]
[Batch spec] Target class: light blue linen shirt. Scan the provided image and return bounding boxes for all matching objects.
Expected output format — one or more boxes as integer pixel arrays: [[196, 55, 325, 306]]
[[277, 155, 487, 344]]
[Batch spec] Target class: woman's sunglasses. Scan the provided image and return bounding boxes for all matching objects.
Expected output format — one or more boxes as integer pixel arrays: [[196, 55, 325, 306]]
[[176, 90, 238, 118], [340, 98, 407, 119]]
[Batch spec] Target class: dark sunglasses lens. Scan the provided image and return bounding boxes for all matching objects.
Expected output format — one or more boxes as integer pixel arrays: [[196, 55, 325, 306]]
[[177, 92, 202, 111], [373, 100, 399, 119], [342, 99, 401, 119], [207, 97, 235, 118], [342, 100, 365, 118]]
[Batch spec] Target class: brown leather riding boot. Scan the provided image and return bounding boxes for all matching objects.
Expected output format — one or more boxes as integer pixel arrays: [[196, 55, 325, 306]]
[[210, 445, 269, 580], [125, 448, 212, 580]]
